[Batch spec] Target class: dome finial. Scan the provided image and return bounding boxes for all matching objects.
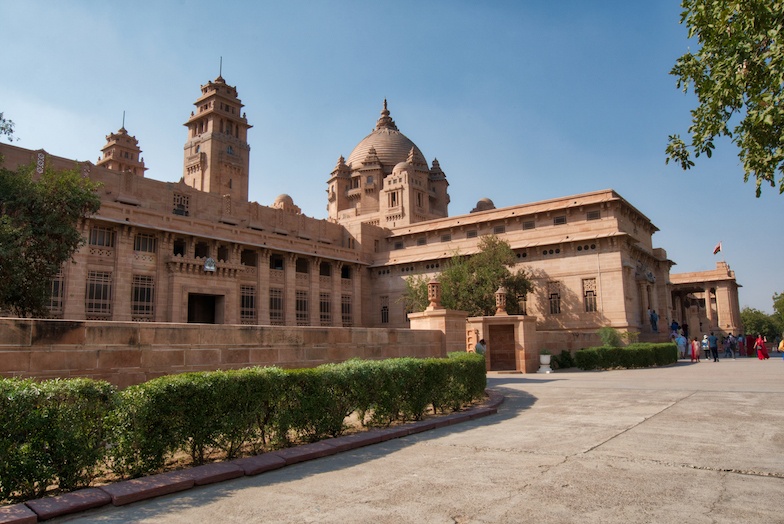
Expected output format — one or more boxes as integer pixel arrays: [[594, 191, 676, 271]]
[[375, 99, 398, 131]]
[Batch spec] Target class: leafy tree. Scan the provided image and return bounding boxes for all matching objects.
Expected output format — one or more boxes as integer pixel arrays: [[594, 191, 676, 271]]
[[403, 236, 533, 317], [740, 306, 780, 339], [0, 161, 100, 317], [666, 1, 784, 196], [401, 274, 431, 314], [0, 112, 16, 142], [772, 291, 784, 334]]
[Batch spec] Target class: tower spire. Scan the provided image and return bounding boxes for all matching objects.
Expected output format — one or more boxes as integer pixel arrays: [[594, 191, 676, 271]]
[[375, 99, 398, 131]]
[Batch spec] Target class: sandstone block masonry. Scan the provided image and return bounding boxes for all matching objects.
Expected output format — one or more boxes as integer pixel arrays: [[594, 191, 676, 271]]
[[0, 319, 443, 388]]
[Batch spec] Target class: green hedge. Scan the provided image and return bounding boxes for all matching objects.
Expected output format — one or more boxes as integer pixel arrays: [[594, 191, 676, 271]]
[[1, 353, 486, 503], [0, 378, 115, 502], [574, 342, 678, 370]]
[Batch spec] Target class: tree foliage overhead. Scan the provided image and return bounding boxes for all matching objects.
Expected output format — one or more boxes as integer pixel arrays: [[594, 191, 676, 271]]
[[403, 236, 533, 317], [0, 112, 16, 142], [0, 161, 101, 317], [666, 1, 784, 196]]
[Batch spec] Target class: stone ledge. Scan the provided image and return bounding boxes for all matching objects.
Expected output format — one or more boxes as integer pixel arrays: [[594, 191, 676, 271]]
[[184, 462, 245, 486], [0, 503, 37, 524], [320, 431, 385, 452], [272, 441, 340, 465], [98, 471, 194, 506], [231, 453, 287, 476], [24, 488, 111, 521]]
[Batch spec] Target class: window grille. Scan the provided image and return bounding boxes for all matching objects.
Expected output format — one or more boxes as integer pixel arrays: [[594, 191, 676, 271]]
[[269, 288, 284, 325], [240, 285, 256, 324], [131, 275, 155, 320], [86, 271, 112, 317]]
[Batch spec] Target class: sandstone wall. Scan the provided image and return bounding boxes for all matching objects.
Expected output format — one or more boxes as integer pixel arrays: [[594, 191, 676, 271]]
[[0, 318, 444, 389]]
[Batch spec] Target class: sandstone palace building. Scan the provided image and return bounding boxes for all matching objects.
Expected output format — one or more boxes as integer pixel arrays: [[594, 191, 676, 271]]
[[0, 75, 742, 345]]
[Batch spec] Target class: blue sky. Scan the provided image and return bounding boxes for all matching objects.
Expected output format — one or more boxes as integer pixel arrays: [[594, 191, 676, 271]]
[[1, 1, 782, 313]]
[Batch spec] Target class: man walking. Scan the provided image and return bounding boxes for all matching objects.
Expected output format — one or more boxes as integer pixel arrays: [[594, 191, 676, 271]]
[[708, 332, 719, 362]]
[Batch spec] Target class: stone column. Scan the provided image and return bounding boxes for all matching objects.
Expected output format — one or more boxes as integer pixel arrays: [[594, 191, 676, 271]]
[[112, 225, 133, 321], [705, 285, 714, 329], [156, 232, 172, 322], [285, 254, 296, 326], [310, 257, 321, 326], [332, 262, 343, 326], [352, 264, 362, 326], [258, 249, 270, 325], [639, 282, 649, 330]]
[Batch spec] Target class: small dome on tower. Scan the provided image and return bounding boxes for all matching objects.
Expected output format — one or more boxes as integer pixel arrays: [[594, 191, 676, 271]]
[[271, 193, 301, 214], [392, 161, 412, 174], [274, 194, 294, 206], [470, 198, 496, 213]]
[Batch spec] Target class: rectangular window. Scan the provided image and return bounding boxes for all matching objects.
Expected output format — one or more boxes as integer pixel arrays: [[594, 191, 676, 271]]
[[48, 268, 65, 316], [587, 210, 601, 221], [241, 249, 258, 267], [583, 278, 598, 313], [133, 233, 156, 253], [269, 287, 284, 326], [441, 234, 452, 243], [320, 292, 331, 326], [86, 270, 112, 317], [89, 226, 115, 247], [522, 220, 535, 230], [393, 241, 404, 250], [270, 254, 284, 270], [548, 281, 561, 315], [131, 275, 155, 320], [553, 216, 567, 226], [380, 295, 389, 324], [416, 237, 426, 246], [466, 230, 478, 239], [240, 285, 256, 324], [173, 193, 190, 216], [341, 295, 353, 327], [493, 225, 506, 234], [296, 290, 309, 326]]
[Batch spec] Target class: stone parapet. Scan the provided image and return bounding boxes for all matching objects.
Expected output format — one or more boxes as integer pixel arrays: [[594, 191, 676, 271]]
[[0, 318, 443, 388]]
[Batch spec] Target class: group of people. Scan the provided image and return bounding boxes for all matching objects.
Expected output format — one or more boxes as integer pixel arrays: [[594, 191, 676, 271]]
[[676, 331, 778, 362]]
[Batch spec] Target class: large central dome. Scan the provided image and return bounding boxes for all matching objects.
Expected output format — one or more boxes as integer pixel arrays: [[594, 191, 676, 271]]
[[345, 101, 425, 170]]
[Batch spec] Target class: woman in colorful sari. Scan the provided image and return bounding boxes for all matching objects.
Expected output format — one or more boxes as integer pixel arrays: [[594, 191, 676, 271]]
[[754, 334, 770, 360], [690, 337, 701, 363]]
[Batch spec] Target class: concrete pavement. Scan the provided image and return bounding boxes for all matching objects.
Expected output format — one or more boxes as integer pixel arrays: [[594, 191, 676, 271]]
[[54, 356, 784, 523]]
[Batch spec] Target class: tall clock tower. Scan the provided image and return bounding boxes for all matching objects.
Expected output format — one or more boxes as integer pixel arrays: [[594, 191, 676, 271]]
[[183, 75, 252, 202]]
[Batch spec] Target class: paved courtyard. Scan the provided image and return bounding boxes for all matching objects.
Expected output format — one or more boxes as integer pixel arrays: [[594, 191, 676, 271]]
[[54, 356, 784, 523]]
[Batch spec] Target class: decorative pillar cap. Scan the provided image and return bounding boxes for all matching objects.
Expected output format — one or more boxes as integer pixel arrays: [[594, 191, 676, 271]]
[[495, 286, 508, 316], [426, 278, 443, 310]]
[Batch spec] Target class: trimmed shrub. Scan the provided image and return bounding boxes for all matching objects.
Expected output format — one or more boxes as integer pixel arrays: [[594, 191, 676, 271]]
[[551, 350, 575, 370], [3, 354, 487, 497], [0, 378, 115, 503], [575, 342, 678, 370]]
